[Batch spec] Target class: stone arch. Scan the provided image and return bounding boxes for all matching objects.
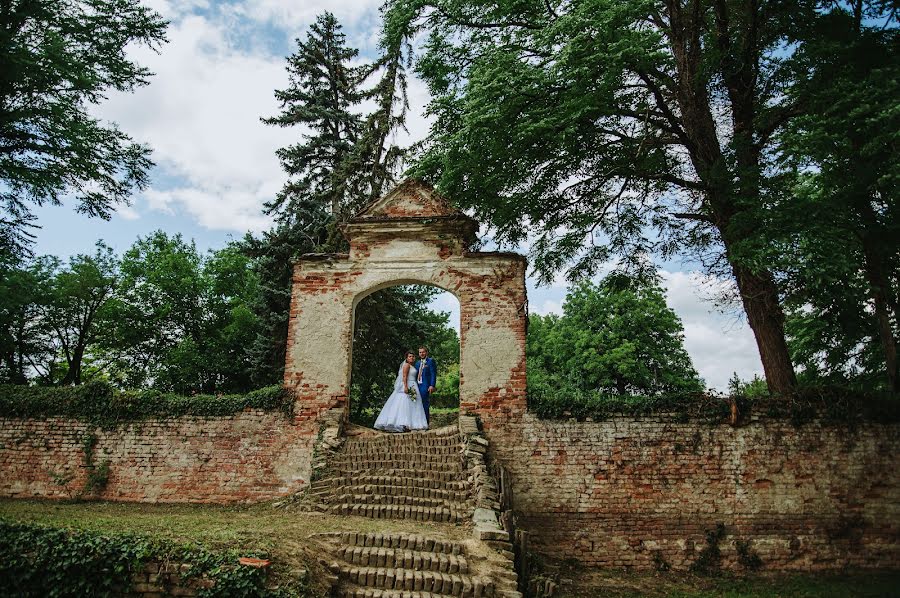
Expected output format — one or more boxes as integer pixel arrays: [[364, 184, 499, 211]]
[[284, 180, 528, 425]]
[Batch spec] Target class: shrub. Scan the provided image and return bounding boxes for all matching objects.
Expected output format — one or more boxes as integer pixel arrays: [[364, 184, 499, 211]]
[[0, 383, 293, 428]]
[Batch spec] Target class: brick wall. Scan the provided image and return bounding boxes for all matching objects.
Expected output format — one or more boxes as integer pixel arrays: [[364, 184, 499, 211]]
[[0, 412, 315, 502], [484, 414, 900, 571]]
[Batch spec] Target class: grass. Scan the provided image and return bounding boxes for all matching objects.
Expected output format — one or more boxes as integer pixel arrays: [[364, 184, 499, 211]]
[[2, 499, 897, 597], [0, 497, 474, 595], [554, 566, 900, 597]]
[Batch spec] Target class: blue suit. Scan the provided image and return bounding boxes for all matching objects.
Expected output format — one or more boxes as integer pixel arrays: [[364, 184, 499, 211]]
[[416, 357, 437, 423]]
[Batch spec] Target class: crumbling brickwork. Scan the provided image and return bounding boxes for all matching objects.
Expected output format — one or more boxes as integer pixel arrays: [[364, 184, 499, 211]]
[[284, 180, 528, 424], [484, 414, 900, 571], [0, 412, 315, 502]]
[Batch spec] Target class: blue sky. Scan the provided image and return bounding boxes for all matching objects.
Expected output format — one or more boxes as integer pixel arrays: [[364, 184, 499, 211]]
[[31, 0, 763, 390]]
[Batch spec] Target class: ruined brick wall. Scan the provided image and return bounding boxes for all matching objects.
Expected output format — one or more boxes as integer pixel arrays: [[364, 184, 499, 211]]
[[0, 412, 315, 502], [485, 414, 900, 571], [284, 236, 528, 423]]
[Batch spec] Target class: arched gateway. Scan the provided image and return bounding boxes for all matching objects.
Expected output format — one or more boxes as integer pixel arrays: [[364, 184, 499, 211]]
[[284, 179, 527, 424]]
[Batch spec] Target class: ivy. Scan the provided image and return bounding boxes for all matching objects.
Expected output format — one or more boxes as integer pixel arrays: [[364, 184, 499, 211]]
[[528, 380, 899, 426], [0, 382, 294, 429], [0, 520, 308, 597]]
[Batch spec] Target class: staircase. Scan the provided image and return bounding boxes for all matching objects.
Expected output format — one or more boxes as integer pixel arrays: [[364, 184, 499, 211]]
[[308, 415, 521, 597], [310, 426, 472, 524]]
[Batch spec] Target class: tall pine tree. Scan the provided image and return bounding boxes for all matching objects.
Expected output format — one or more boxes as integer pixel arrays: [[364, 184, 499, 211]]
[[245, 12, 422, 388]]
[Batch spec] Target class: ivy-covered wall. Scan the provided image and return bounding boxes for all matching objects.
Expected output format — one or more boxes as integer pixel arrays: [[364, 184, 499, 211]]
[[484, 413, 900, 572], [0, 411, 315, 503]]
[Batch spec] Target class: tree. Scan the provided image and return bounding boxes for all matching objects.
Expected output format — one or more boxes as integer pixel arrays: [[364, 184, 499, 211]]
[[101, 231, 205, 390], [0, 0, 167, 256], [776, 4, 899, 391], [44, 241, 118, 385], [249, 11, 417, 388], [0, 253, 55, 383], [262, 12, 362, 222], [382, 0, 829, 394], [528, 276, 703, 395]]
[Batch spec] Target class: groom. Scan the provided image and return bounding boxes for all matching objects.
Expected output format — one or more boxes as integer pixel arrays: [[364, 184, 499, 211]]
[[416, 346, 436, 426]]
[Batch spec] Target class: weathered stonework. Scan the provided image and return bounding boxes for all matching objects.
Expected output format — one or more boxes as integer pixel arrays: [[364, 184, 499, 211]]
[[484, 413, 900, 571], [0, 412, 315, 502], [284, 179, 528, 424]]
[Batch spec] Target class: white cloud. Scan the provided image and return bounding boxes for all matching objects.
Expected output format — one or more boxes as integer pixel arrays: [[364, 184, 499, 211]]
[[533, 299, 563, 316], [660, 270, 763, 391], [97, 14, 296, 233], [236, 0, 384, 36]]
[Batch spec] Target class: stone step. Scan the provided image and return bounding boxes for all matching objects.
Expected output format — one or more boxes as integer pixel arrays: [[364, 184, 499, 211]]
[[322, 468, 468, 482], [336, 566, 494, 597], [328, 456, 465, 471], [328, 502, 468, 523], [336, 545, 469, 574], [337, 589, 457, 598], [313, 483, 470, 503], [317, 532, 467, 555], [330, 492, 471, 511], [312, 474, 469, 493]]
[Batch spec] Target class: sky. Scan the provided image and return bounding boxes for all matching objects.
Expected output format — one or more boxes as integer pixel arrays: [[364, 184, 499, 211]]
[[30, 0, 764, 391]]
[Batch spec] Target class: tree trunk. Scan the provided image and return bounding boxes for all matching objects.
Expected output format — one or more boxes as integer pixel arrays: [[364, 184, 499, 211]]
[[61, 344, 85, 385], [730, 262, 798, 395], [858, 218, 899, 393]]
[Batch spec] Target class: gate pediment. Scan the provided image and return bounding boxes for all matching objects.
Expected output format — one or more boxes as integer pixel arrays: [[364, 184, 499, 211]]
[[354, 179, 460, 219]]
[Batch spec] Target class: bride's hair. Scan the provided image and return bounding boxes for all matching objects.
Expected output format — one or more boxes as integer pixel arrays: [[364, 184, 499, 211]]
[[404, 350, 415, 359]]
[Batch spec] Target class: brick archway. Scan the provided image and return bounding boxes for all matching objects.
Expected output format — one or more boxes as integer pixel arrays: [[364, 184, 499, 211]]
[[284, 180, 528, 425]]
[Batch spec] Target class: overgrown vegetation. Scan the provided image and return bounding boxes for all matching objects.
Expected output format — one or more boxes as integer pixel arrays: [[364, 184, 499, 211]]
[[0, 382, 292, 428], [528, 381, 900, 426], [0, 520, 306, 597]]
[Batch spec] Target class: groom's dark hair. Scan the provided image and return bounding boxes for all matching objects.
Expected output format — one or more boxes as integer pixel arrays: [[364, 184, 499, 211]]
[[418, 346, 428, 352]]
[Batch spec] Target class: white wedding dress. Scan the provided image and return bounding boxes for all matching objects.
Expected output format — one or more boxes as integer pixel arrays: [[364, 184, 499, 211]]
[[374, 362, 429, 432]]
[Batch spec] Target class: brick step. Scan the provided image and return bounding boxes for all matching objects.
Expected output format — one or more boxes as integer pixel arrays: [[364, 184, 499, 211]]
[[328, 456, 465, 470], [335, 545, 469, 574], [336, 566, 494, 597], [337, 589, 456, 598], [313, 483, 469, 503], [329, 492, 471, 511], [344, 435, 464, 451], [338, 449, 464, 461], [311, 475, 469, 494], [328, 502, 467, 523], [316, 532, 467, 555], [323, 468, 467, 482]]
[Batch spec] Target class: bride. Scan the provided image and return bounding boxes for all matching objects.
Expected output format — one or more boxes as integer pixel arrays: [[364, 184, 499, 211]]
[[374, 350, 429, 432]]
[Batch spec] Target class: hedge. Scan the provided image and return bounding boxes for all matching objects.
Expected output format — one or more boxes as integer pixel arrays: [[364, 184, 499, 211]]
[[527, 380, 900, 426], [0, 382, 293, 428]]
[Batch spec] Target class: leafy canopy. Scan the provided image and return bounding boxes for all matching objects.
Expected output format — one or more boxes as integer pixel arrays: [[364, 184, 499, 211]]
[[0, 0, 167, 256]]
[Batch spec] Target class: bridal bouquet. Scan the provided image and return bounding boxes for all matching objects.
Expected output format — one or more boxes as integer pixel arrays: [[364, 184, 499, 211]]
[[405, 388, 417, 402]]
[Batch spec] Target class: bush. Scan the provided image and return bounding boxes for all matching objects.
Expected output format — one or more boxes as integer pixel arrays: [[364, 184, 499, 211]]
[[0, 382, 293, 428], [527, 373, 900, 425], [0, 520, 295, 597]]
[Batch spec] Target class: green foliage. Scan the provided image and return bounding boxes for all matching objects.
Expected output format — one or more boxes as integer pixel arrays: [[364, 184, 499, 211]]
[[527, 276, 703, 396], [691, 523, 726, 575], [773, 6, 900, 392], [430, 362, 460, 409], [0, 520, 300, 597], [0, 0, 167, 257], [0, 382, 292, 428], [528, 378, 900, 426], [96, 232, 265, 393], [735, 539, 763, 571]]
